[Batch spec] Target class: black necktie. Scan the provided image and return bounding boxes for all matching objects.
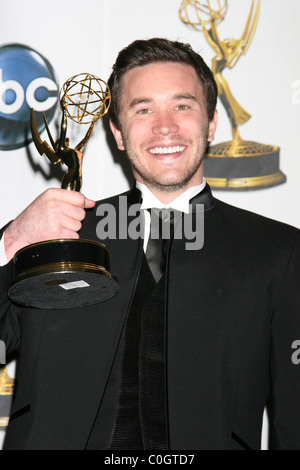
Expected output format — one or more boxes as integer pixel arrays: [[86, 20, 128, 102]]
[[145, 208, 175, 283]]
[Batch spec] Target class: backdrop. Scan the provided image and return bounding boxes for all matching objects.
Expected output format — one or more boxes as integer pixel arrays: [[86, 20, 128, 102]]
[[0, 0, 299, 450]]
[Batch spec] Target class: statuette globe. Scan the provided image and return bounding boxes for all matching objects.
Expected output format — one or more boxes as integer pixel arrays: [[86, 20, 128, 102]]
[[60, 73, 111, 125], [179, 0, 228, 29]]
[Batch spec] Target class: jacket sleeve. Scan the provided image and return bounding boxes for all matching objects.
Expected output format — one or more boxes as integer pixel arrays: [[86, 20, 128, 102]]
[[269, 233, 300, 450], [0, 225, 21, 354]]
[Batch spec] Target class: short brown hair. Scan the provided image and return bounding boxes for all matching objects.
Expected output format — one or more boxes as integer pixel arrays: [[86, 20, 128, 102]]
[[107, 38, 218, 129]]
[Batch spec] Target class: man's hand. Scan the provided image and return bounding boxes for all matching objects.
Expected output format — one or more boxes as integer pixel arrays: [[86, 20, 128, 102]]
[[4, 188, 95, 263]]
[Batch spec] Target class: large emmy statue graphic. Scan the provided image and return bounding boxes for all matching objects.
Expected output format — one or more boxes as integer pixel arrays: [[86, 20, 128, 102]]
[[179, 0, 286, 190], [8, 74, 119, 309]]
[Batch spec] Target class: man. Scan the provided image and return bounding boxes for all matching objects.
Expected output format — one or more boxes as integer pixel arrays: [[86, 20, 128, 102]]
[[0, 38, 300, 450]]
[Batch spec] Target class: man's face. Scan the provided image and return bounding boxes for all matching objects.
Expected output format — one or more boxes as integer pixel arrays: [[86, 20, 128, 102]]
[[110, 62, 218, 194]]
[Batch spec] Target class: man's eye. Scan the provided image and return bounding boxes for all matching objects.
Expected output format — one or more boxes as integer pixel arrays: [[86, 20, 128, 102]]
[[177, 104, 189, 111], [138, 108, 151, 115]]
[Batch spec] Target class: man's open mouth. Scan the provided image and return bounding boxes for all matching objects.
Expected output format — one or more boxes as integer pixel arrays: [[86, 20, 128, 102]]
[[149, 145, 186, 155]]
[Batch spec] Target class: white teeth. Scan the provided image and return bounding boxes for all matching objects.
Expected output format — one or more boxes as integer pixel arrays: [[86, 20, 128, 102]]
[[150, 146, 185, 155]]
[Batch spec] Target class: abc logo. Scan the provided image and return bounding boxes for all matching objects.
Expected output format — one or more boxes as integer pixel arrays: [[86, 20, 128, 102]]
[[0, 44, 59, 151]]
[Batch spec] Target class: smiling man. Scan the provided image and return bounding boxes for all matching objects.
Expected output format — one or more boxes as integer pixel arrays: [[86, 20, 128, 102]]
[[0, 38, 300, 450], [109, 61, 217, 202]]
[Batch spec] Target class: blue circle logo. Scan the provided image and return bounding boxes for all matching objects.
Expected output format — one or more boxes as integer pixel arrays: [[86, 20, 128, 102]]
[[0, 44, 59, 150]]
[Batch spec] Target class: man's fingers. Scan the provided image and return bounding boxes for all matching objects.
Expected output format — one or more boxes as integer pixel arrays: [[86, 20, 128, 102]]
[[60, 214, 83, 233], [59, 202, 86, 222], [3, 188, 96, 262], [43, 188, 95, 209], [84, 198, 96, 209], [59, 228, 80, 240]]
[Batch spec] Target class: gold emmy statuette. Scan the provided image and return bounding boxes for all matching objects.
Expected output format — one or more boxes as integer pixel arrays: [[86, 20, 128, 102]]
[[179, 0, 286, 190], [8, 74, 119, 310], [0, 368, 14, 428]]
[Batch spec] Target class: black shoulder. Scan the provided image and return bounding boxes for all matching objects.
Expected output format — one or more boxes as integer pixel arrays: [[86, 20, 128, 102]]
[[213, 198, 300, 248]]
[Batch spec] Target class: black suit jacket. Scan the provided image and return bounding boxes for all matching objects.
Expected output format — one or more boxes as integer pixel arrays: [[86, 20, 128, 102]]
[[1, 184, 300, 450]]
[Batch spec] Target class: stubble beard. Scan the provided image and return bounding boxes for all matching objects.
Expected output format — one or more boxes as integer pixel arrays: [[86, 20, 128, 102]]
[[122, 131, 209, 193]]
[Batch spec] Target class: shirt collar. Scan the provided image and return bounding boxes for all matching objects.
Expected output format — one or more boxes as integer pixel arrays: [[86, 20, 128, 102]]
[[136, 179, 207, 214]]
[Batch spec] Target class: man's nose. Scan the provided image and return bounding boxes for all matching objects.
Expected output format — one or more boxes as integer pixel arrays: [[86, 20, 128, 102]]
[[152, 112, 179, 136]]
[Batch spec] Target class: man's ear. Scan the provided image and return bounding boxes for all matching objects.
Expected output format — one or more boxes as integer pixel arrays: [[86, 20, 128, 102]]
[[109, 120, 125, 151], [207, 110, 218, 143]]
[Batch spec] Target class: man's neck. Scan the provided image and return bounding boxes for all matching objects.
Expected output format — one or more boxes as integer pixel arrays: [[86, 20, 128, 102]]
[[136, 179, 207, 213], [135, 178, 204, 205], [148, 189, 192, 205]]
